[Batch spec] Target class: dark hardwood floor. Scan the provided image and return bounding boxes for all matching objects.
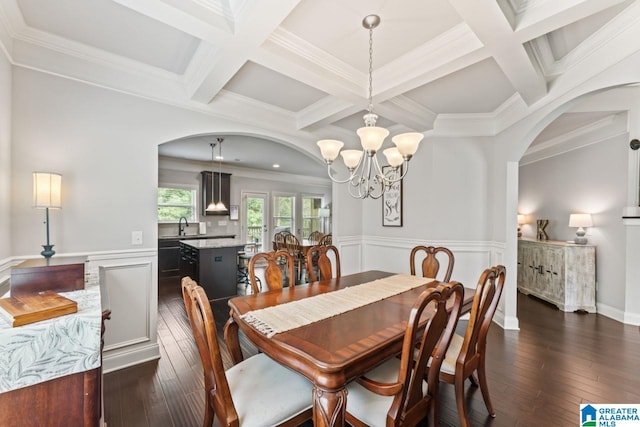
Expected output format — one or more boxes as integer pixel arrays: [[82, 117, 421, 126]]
[[103, 276, 640, 426]]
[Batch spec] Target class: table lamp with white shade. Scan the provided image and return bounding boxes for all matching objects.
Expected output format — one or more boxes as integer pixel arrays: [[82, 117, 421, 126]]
[[33, 172, 62, 258], [569, 213, 593, 245]]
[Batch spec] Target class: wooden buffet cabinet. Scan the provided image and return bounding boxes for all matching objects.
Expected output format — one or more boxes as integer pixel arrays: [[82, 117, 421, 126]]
[[517, 238, 596, 312], [0, 257, 107, 426]]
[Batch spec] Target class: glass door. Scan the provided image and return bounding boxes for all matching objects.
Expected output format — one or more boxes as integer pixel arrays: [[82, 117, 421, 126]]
[[243, 192, 268, 251]]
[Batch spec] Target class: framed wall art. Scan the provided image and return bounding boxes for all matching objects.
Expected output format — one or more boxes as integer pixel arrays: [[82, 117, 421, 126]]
[[382, 166, 402, 227]]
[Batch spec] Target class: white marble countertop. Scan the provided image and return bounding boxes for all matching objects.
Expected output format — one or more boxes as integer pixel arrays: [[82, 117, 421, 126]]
[[0, 281, 102, 393], [180, 238, 246, 249]]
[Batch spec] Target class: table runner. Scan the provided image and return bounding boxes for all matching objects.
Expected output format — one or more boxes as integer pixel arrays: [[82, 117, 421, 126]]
[[241, 274, 434, 337]]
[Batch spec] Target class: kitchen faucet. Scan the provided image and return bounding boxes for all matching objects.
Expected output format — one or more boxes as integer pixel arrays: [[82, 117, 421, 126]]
[[178, 217, 189, 236]]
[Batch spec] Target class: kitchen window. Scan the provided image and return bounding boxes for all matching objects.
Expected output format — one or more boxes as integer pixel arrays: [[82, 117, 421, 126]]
[[158, 187, 197, 222]]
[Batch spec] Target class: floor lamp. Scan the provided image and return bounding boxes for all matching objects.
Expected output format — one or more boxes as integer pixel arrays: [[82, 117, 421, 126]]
[[33, 172, 62, 258]]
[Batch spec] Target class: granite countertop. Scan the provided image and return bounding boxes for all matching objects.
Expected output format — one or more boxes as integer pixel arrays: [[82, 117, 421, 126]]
[[159, 234, 235, 241], [180, 238, 245, 249]]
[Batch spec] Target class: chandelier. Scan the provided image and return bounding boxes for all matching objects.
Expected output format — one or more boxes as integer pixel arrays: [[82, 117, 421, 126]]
[[317, 15, 423, 199], [206, 138, 227, 212]]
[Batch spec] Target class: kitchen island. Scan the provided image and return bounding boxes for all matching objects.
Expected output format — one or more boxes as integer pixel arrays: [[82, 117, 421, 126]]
[[179, 238, 245, 300]]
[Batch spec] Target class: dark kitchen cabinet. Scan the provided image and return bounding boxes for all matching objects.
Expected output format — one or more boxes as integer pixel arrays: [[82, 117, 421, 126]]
[[158, 239, 181, 278], [201, 171, 231, 216]]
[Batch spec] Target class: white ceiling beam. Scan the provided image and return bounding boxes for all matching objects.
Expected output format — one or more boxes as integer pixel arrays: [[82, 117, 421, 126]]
[[185, 0, 304, 104], [448, 0, 548, 105], [296, 97, 361, 131], [375, 96, 437, 132], [514, 0, 632, 42]]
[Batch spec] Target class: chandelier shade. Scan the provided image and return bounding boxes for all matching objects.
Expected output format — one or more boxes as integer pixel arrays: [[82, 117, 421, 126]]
[[316, 15, 423, 199]]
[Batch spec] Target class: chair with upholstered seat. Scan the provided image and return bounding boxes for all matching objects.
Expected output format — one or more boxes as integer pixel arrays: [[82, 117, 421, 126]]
[[248, 250, 296, 294], [181, 277, 313, 427], [438, 265, 506, 427], [409, 245, 455, 282], [305, 244, 341, 282], [345, 281, 465, 427]]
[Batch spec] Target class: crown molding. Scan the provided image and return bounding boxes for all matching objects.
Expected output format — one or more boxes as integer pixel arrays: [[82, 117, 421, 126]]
[[520, 112, 626, 165], [265, 27, 362, 91], [434, 93, 528, 136]]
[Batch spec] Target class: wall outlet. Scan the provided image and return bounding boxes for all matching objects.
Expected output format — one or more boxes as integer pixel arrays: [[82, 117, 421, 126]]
[[131, 230, 143, 245], [218, 220, 227, 226]]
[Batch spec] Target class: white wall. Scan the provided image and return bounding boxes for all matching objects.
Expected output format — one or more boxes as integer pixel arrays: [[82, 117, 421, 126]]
[[519, 133, 628, 311], [0, 51, 10, 264], [10, 68, 323, 257]]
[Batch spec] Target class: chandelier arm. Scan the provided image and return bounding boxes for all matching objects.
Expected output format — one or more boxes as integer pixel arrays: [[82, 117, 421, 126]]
[[326, 163, 359, 184], [379, 160, 410, 185]]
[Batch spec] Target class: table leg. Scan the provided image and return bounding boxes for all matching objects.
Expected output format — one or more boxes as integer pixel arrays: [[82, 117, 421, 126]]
[[223, 313, 243, 365], [313, 386, 347, 427]]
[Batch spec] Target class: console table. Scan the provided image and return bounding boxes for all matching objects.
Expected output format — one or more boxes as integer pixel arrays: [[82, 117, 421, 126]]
[[517, 238, 596, 312], [0, 259, 106, 426]]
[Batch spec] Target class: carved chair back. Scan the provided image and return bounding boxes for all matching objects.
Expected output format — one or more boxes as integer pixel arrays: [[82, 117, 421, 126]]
[[409, 245, 455, 282], [346, 281, 464, 427], [441, 265, 506, 427], [305, 244, 341, 282], [248, 250, 296, 294], [181, 277, 237, 426]]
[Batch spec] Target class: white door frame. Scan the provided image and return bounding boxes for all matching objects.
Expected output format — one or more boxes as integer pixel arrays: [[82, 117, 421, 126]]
[[241, 191, 269, 251]]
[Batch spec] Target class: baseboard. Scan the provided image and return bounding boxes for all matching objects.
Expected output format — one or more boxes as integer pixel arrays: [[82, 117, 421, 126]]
[[102, 343, 160, 374], [623, 310, 640, 326], [493, 310, 519, 330], [596, 302, 625, 324]]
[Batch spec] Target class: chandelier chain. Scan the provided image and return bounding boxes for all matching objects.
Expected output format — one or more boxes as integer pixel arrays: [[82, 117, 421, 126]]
[[368, 27, 374, 116]]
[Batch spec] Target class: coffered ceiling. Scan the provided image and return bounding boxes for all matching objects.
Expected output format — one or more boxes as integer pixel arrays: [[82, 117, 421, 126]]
[[1, 0, 638, 174]]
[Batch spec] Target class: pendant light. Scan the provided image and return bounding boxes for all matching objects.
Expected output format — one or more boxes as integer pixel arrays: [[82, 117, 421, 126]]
[[206, 138, 227, 212]]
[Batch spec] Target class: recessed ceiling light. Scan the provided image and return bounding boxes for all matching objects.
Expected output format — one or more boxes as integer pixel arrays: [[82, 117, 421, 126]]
[[273, 164, 280, 168]]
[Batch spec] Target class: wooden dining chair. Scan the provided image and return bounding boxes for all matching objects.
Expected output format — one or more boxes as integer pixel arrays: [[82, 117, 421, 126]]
[[409, 245, 455, 282], [319, 233, 332, 245], [181, 277, 313, 427], [345, 281, 465, 427], [308, 230, 324, 245], [248, 250, 296, 294], [305, 244, 341, 282], [283, 233, 305, 283], [438, 265, 506, 427], [273, 231, 288, 250]]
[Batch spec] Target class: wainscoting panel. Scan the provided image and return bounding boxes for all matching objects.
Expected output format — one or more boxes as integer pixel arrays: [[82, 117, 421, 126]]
[[87, 251, 160, 373], [336, 237, 362, 275], [362, 236, 494, 287]]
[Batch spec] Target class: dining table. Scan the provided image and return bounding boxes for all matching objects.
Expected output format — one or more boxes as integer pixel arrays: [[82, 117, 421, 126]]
[[224, 270, 474, 427]]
